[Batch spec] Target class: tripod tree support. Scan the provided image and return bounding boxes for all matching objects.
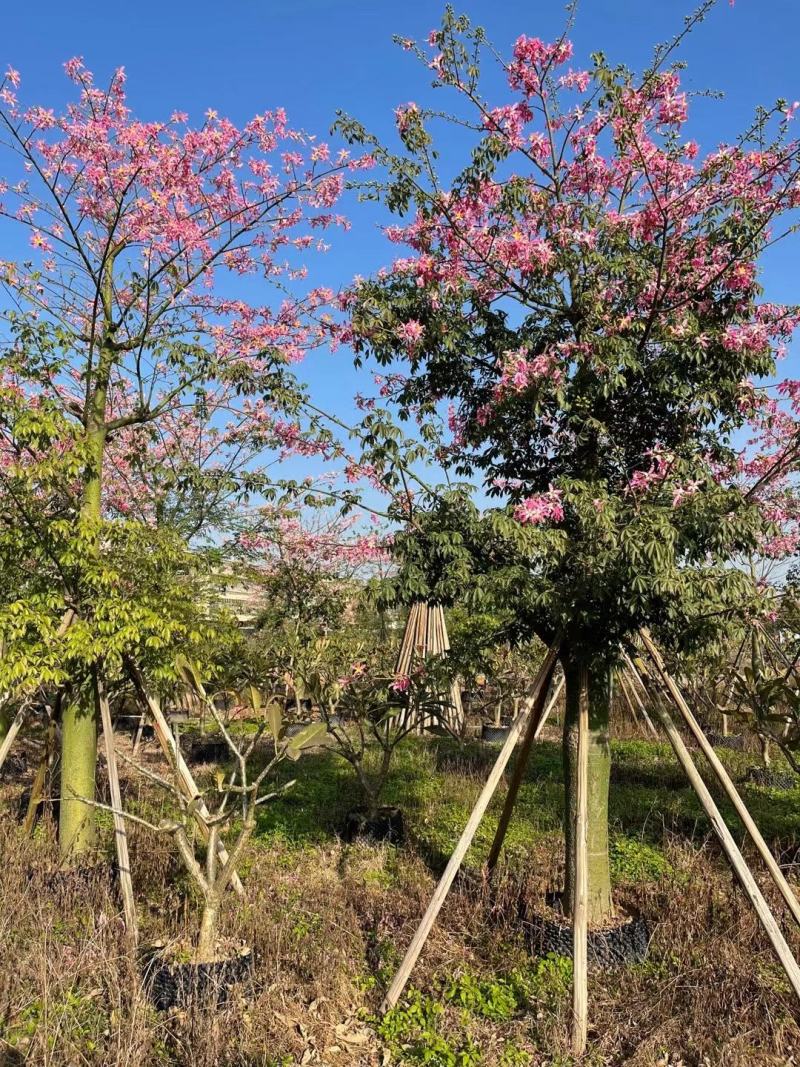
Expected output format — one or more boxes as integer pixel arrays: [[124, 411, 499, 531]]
[[96, 671, 138, 943], [634, 635, 800, 1001], [125, 659, 244, 897], [486, 670, 562, 873], [639, 629, 800, 931], [380, 643, 561, 1014]]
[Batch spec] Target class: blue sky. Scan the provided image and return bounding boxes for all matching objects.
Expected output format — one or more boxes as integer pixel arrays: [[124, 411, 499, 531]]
[[3, 0, 800, 488]]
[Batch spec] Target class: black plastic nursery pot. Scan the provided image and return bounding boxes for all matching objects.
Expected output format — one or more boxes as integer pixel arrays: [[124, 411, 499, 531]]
[[187, 738, 230, 764], [342, 805, 405, 845], [36, 859, 116, 895], [523, 908, 652, 969], [744, 766, 798, 790], [706, 732, 744, 751], [482, 724, 512, 744], [142, 943, 254, 1011]]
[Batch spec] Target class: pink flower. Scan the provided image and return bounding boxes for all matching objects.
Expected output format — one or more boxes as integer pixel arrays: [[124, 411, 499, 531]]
[[395, 319, 424, 349], [390, 675, 411, 693], [671, 480, 702, 508], [514, 487, 564, 525]]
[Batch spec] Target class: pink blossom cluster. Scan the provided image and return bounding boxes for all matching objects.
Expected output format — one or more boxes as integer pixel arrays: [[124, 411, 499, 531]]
[[514, 487, 564, 526]]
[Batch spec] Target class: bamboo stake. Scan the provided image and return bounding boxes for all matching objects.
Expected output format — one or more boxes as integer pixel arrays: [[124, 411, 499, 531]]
[[441, 606, 451, 652], [487, 672, 562, 872], [131, 710, 146, 755], [380, 644, 561, 1013], [616, 669, 642, 731], [642, 676, 800, 1001], [96, 674, 138, 943], [23, 717, 56, 836], [126, 660, 244, 897], [639, 630, 800, 931], [619, 651, 659, 737], [571, 665, 589, 1056], [0, 706, 26, 774]]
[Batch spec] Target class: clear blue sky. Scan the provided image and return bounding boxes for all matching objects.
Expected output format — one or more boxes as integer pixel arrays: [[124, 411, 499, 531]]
[[3, 0, 800, 458]]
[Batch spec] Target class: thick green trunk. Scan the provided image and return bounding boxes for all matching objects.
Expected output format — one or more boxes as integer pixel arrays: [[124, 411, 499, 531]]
[[59, 698, 98, 857], [562, 655, 613, 926], [58, 366, 109, 861]]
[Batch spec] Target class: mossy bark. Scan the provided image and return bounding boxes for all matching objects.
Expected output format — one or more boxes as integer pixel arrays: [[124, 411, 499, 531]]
[[562, 655, 613, 926]]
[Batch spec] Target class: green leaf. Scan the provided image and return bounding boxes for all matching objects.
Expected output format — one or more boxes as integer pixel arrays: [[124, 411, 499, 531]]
[[285, 722, 327, 760], [267, 701, 283, 741]]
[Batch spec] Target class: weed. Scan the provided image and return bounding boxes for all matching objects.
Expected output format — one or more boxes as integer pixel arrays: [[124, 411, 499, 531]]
[[610, 834, 671, 883], [377, 989, 482, 1065], [443, 972, 519, 1021]]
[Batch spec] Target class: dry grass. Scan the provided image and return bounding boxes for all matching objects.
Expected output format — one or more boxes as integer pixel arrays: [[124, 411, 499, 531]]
[[1, 731, 800, 1065]]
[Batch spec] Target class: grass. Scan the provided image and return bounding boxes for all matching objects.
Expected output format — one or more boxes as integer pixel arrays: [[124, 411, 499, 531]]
[[1, 726, 800, 1064]]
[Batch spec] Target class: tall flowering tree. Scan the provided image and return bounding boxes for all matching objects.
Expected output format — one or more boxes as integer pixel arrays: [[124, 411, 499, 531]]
[[341, 6, 800, 922], [0, 59, 365, 856]]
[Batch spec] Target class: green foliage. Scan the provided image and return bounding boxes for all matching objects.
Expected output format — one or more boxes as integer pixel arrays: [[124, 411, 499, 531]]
[[377, 989, 482, 1066], [376, 959, 571, 1066], [1, 986, 109, 1055], [610, 835, 671, 883], [443, 972, 519, 1022]]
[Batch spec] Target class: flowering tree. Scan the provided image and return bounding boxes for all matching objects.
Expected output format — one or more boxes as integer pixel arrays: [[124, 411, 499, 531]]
[[0, 59, 367, 856], [340, 5, 800, 922]]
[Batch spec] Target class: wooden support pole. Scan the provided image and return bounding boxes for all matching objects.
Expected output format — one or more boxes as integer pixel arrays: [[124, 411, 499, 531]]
[[619, 651, 659, 738], [131, 711, 146, 756], [486, 672, 562, 872], [96, 673, 138, 944], [639, 630, 800, 932], [380, 644, 561, 1013], [571, 664, 589, 1057], [640, 674, 800, 1001], [23, 718, 56, 836], [615, 669, 641, 731], [126, 660, 245, 897], [0, 706, 26, 774]]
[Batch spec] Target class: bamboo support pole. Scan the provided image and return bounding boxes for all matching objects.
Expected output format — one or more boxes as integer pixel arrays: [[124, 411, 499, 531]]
[[619, 651, 658, 737], [131, 711, 146, 755], [0, 706, 26, 774], [639, 630, 800, 931], [487, 672, 562, 872], [380, 644, 561, 1013], [640, 671, 800, 1001], [616, 669, 641, 730], [96, 674, 138, 943], [23, 725, 53, 836], [126, 661, 244, 897], [571, 665, 589, 1056]]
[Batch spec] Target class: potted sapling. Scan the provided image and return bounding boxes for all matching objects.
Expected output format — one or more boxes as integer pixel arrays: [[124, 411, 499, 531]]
[[301, 641, 446, 844], [86, 659, 325, 1008]]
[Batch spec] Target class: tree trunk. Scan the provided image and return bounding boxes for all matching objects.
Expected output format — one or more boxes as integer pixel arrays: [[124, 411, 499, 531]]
[[197, 897, 220, 961], [59, 369, 109, 860], [59, 698, 98, 856], [562, 655, 613, 926]]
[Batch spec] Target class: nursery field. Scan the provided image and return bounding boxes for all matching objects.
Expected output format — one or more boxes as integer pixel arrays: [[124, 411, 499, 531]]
[[4, 0, 800, 1060], [2, 727, 799, 1066]]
